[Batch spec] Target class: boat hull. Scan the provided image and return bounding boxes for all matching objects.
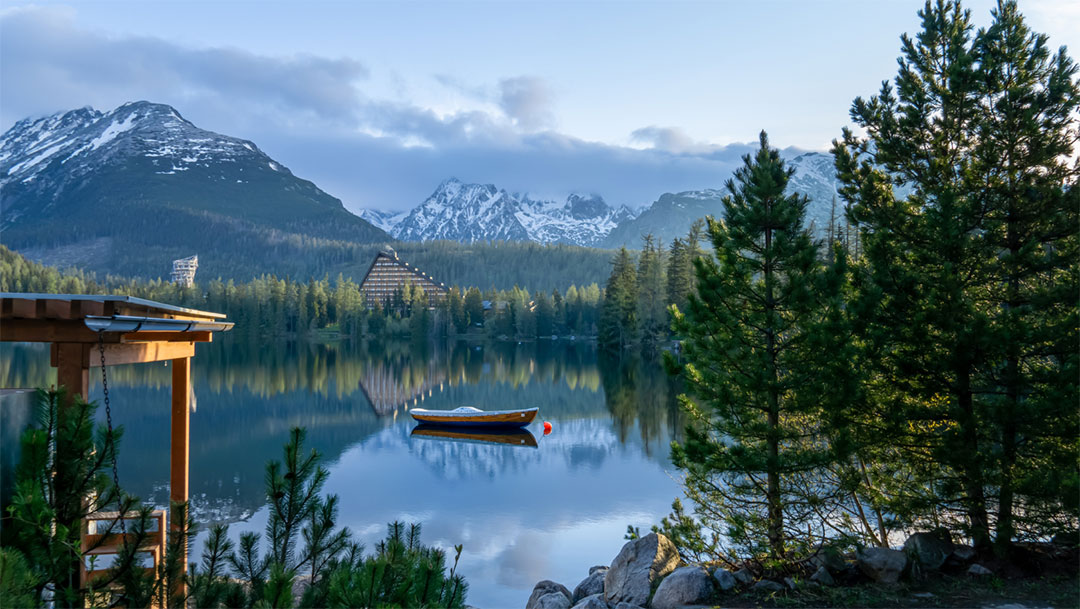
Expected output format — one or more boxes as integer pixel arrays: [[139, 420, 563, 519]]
[[409, 407, 538, 428]]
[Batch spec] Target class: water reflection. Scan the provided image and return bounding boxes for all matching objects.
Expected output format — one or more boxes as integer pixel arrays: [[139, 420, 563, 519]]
[[0, 337, 684, 608], [411, 425, 539, 448]]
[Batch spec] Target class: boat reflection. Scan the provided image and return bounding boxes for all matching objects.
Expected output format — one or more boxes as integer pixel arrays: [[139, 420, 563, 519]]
[[410, 425, 538, 448]]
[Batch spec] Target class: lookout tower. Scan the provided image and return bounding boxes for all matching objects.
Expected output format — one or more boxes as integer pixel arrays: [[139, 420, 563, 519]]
[[171, 255, 198, 287]]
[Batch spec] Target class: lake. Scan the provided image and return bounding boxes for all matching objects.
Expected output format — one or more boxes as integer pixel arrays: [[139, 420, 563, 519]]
[[1, 337, 686, 608]]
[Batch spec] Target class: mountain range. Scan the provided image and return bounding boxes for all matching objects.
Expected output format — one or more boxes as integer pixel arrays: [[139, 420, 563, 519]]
[[366, 152, 843, 250], [362, 179, 636, 247], [2, 101, 846, 283]]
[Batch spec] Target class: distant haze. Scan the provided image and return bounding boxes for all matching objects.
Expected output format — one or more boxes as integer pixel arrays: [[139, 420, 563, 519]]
[[2, 1, 1075, 213]]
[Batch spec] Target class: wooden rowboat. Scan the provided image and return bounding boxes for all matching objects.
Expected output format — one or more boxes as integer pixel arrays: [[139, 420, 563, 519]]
[[411, 425, 538, 448], [408, 406, 538, 428]]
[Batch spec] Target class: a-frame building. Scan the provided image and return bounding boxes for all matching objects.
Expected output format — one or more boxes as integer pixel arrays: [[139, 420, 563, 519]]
[[359, 250, 448, 308]]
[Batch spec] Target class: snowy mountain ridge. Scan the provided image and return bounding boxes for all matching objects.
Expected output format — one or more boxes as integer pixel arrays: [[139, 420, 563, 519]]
[[382, 178, 637, 246]]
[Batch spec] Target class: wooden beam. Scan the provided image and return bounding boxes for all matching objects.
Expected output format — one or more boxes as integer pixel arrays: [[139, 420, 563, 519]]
[[3, 320, 114, 344], [96, 342, 196, 366], [2, 320, 214, 344], [55, 342, 89, 402], [170, 356, 191, 588], [121, 331, 212, 343]]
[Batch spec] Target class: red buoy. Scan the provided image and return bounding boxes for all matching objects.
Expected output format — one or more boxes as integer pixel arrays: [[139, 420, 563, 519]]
[[543, 421, 553, 435]]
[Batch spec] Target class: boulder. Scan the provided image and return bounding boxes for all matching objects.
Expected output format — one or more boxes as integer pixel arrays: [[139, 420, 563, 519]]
[[572, 571, 607, 604], [649, 566, 714, 609], [712, 568, 737, 592], [809, 566, 834, 586], [783, 577, 798, 590], [751, 580, 786, 593], [534, 593, 571, 609], [951, 545, 976, 563], [967, 564, 993, 576], [903, 531, 955, 571], [612, 603, 643, 609], [603, 533, 680, 607], [571, 593, 609, 609], [732, 569, 754, 585], [810, 548, 848, 573], [589, 565, 610, 576], [527, 581, 572, 609], [856, 547, 908, 584]]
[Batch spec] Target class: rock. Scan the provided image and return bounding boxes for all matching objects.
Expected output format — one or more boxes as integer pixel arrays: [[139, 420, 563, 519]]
[[912, 592, 936, 599], [571, 593, 609, 609], [612, 603, 643, 609], [712, 568, 737, 592], [968, 564, 993, 576], [589, 565, 610, 576], [951, 545, 977, 563], [603, 533, 680, 607], [732, 569, 754, 585], [811, 548, 848, 573], [572, 571, 607, 604], [534, 592, 572, 609], [649, 566, 714, 609], [751, 580, 786, 593], [856, 547, 908, 584], [903, 531, 955, 571], [783, 577, 798, 590], [527, 581, 572, 609], [810, 566, 835, 586]]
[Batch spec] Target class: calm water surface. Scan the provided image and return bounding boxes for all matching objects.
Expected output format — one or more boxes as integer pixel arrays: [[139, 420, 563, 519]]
[[1, 337, 684, 608]]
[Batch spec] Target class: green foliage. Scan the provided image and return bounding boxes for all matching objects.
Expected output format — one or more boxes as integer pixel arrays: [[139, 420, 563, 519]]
[[832, 0, 1079, 551], [599, 247, 639, 351], [313, 523, 467, 609], [667, 132, 851, 562], [0, 547, 40, 609]]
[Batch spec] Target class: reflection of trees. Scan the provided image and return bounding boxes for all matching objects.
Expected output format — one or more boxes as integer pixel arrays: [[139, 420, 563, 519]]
[[598, 352, 685, 458]]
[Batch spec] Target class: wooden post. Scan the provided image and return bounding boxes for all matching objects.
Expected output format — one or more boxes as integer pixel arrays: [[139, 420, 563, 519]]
[[170, 356, 191, 584], [55, 342, 89, 402]]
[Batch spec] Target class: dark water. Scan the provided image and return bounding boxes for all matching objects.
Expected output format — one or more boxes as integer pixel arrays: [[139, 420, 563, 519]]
[[1, 337, 685, 608]]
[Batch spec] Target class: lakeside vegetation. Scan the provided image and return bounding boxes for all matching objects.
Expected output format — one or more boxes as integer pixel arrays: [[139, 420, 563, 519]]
[[638, 0, 1078, 592]]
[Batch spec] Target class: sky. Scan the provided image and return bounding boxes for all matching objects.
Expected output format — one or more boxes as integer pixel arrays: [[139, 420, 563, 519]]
[[2, 0, 1077, 213]]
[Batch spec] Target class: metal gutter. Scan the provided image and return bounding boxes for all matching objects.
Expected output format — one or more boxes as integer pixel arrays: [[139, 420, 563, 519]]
[[83, 315, 235, 333]]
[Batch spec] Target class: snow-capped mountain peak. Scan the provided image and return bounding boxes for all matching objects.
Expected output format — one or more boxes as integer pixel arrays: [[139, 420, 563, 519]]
[[369, 179, 637, 247]]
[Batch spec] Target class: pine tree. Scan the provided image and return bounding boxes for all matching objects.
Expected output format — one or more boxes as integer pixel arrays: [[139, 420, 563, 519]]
[[972, 0, 1079, 551], [599, 247, 639, 351], [669, 132, 845, 561], [636, 234, 668, 352], [833, 0, 1079, 551]]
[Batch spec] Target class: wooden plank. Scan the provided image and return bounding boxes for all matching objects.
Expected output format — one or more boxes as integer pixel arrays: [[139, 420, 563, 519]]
[[10, 298, 36, 319], [55, 343, 89, 401], [75, 299, 105, 317], [45, 299, 75, 319], [121, 331, 213, 343], [1, 319, 113, 343], [92, 342, 195, 366], [170, 356, 191, 588]]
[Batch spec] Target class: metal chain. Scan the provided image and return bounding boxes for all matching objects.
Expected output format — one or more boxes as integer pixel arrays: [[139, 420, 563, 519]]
[[97, 332, 126, 536]]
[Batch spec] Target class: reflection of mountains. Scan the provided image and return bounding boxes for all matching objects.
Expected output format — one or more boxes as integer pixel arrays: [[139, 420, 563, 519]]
[[401, 419, 658, 481], [1, 338, 683, 527]]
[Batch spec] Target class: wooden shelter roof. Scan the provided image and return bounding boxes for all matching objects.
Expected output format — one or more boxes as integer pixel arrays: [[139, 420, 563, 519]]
[[0, 292, 226, 321]]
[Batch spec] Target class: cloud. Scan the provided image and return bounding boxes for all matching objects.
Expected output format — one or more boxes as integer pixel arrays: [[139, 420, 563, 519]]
[[0, 6, 784, 216], [630, 125, 720, 155], [498, 76, 555, 131], [0, 7, 369, 129]]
